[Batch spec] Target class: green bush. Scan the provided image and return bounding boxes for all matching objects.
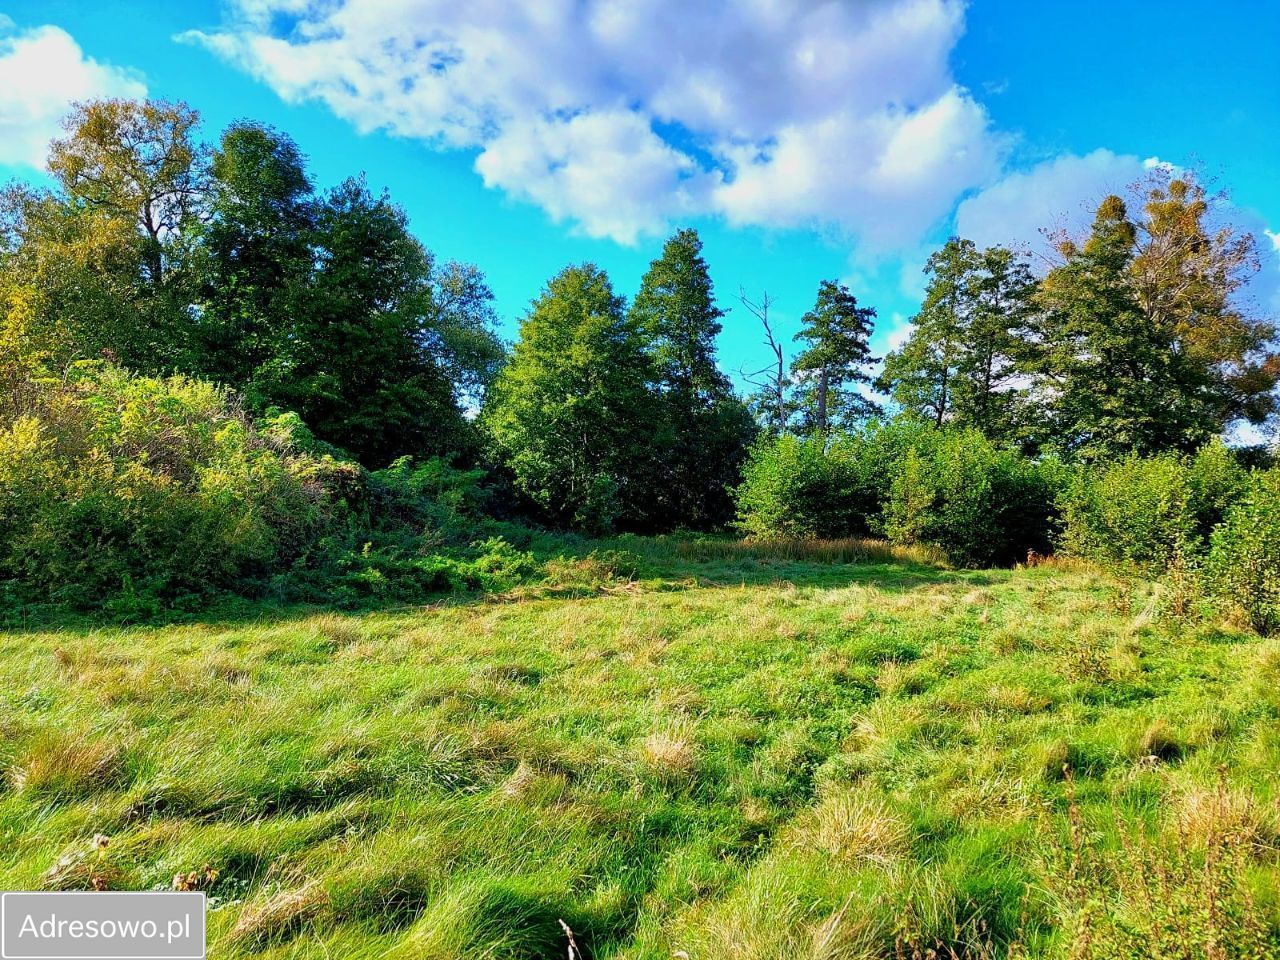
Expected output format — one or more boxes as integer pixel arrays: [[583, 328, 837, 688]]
[[1059, 441, 1249, 571], [734, 420, 935, 540], [734, 434, 855, 540], [1205, 470, 1280, 634], [0, 363, 355, 610], [881, 428, 1057, 567]]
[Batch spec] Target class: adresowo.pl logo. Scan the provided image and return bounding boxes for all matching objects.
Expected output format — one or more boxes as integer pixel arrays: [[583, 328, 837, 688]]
[[1, 892, 205, 960]]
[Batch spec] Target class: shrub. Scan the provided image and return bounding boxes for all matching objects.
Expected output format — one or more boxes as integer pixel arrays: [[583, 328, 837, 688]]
[[1059, 453, 1192, 570], [1059, 441, 1250, 572], [1204, 469, 1280, 634], [0, 363, 351, 609], [734, 419, 935, 541], [881, 428, 1057, 567], [734, 434, 856, 540]]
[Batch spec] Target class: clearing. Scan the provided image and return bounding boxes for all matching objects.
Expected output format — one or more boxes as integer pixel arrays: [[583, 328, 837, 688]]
[[1, 540, 1277, 958]]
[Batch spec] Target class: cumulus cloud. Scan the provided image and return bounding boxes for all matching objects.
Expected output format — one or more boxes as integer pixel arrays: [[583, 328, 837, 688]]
[[183, 0, 1004, 246], [0, 22, 145, 168]]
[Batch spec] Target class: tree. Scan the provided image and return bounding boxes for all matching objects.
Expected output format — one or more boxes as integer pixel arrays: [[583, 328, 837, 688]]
[[879, 239, 978, 429], [48, 99, 205, 289], [1031, 175, 1279, 458], [739, 288, 793, 434], [481, 264, 664, 533], [1127, 173, 1278, 428], [879, 239, 1034, 444], [0, 181, 162, 371], [967, 245, 1036, 441], [196, 122, 315, 388], [1033, 195, 1200, 458], [255, 178, 469, 465], [792, 280, 880, 433], [629, 228, 755, 527], [420, 260, 507, 411], [18, 99, 211, 373]]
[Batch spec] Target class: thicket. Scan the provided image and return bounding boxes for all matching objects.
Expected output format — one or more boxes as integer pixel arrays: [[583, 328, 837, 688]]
[[735, 421, 1057, 567], [0, 364, 547, 616], [737, 425, 1280, 633]]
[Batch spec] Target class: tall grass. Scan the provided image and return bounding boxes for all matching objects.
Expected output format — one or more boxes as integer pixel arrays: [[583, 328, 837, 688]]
[[0, 538, 1275, 957]]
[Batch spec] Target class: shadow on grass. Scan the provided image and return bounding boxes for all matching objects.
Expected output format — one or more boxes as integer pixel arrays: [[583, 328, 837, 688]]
[[0, 536, 1010, 636]]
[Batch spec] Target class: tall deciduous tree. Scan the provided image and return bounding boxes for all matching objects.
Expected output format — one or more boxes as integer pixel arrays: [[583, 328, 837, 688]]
[[481, 264, 664, 533], [1127, 174, 1278, 428], [1033, 195, 1200, 458], [48, 99, 205, 289], [629, 228, 754, 527], [196, 122, 315, 388], [255, 178, 468, 466], [1033, 179, 1279, 457], [792, 280, 880, 433]]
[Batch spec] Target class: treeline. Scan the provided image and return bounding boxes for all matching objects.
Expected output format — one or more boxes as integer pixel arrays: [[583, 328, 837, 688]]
[[2, 97, 1279, 620]]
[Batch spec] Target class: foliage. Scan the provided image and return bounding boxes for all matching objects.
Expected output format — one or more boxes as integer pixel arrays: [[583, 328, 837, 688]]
[[879, 239, 1036, 445], [734, 433, 866, 540], [1033, 179, 1278, 459], [629, 228, 756, 528], [251, 177, 472, 466], [481, 263, 666, 534], [0, 363, 348, 610], [733, 421, 935, 541], [195, 121, 315, 388], [791, 279, 880, 433], [1205, 469, 1280, 634], [1058, 441, 1249, 571], [881, 427, 1058, 567]]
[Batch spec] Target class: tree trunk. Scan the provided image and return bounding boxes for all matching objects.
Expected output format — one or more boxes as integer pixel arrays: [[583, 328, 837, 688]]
[[816, 368, 829, 433]]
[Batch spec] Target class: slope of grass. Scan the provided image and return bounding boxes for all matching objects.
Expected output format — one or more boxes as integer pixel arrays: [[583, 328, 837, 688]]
[[1, 539, 1277, 958]]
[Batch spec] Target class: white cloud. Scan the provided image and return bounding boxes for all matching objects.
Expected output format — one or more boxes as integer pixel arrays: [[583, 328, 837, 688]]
[[0, 23, 145, 168], [475, 109, 717, 244], [1266, 229, 1280, 253], [954, 148, 1152, 258], [184, 0, 1004, 247]]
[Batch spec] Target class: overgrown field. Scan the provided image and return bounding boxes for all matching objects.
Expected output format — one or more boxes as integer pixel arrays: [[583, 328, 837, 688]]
[[2, 541, 1278, 958]]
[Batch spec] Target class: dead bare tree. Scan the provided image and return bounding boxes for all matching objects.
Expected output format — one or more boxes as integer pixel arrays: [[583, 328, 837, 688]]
[[738, 288, 788, 433]]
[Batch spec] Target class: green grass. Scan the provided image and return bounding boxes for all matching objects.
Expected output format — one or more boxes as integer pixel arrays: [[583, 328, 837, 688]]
[[1, 539, 1278, 958]]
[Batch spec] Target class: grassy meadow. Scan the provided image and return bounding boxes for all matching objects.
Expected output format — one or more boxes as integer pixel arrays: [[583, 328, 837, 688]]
[[1, 539, 1278, 958]]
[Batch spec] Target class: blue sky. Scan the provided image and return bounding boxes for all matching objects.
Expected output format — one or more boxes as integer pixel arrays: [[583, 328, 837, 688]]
[[2, 0, 1278, 390]]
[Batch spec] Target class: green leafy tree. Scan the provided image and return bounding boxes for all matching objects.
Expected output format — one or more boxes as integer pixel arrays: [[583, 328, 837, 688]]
[[1033, 176, 1278, 457], [879, 239, 979, 428], [255, 178, 468, 466], [791, 280, 880, 433], [419, 259, 507, 410], [481, 264, 664, 533], [1034, 196, 1211, 458], [629, 228, 755, 527], [1128, 173, 1278, 428], [0, 182, 149, 369], [1, 99, 209, 374], [48, 99, 205, 296], [879, 239, 1035, 444], [195, 122, 315, 388]]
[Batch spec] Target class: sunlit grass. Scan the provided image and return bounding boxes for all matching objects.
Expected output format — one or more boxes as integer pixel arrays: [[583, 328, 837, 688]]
[[0, 540, 1276, 957]]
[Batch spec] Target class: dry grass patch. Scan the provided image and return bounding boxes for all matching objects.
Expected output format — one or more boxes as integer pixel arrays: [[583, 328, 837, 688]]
[[640, 729, 700, 782], [794, 791, 909, 865], [10, 729, 129, 798], [1174, 785, 1279, 851], [228, 882, 328, 947]]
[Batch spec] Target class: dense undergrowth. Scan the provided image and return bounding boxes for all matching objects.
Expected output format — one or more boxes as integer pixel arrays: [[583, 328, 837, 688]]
[[1, 540, 1278, 958]]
